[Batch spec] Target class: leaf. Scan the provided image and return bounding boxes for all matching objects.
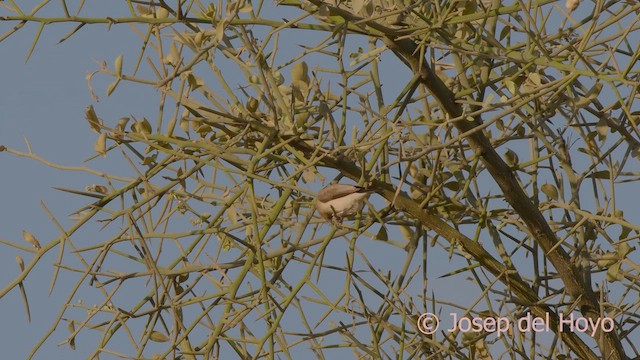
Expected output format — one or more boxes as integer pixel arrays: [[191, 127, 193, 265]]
[[94, 133, 107, 157], [239, 4, 253, 13], [591, 170, 610, 179], [619, 225, 632, 240], [290, 61, 309, 84], [605, 261, 623, 282], [575, 82, 603, 108], [482, 93, 494, 108], [505, 80, 516, 94], [133, 118, 152, 134], [597, 252, 618, 268], [291, 80, 309, 102], [375, 225, 388, 241], [203, 3, 216, 19], [91, 185, 109, 194], [180, 117, 190, 133], [295, 111, 311, 127], [22, 230, 42, 249], [187, 73, 205, 89], [218, 233, 232, 251], [16, 255, 24, 271], [164, 42, 180, 66], [118, 116, 131, 129], [246, 97, 259, 113], [399, 225, 413, 241], [318, 4, 330, 17], [248, 75, 260, 84], [614, 242, 633, 257], [195, 124, 212, 137], [351, 0, 365, 13], [227, 205, 238, 224], [302, 168, 316, 183], [586, 82, 603, 100], [85, 105, 102, 133], [273, 71, 284, 86], [499, 25, 510, 40], [528, 72, 541, 86], [215, 18, 228, 43], [114, 54, 123, 76], [504, 149, 519, 167], [68, 320, 76, 350], [136, 4, 152, 16], [156, 7, 170, 19], [149, 331, 170, 343], [566, 0, 580, 12], [540, 183, 559, 200], [106, 79, 120, 97], [596, 117, 608, 138], [443, 181, 460, 191]]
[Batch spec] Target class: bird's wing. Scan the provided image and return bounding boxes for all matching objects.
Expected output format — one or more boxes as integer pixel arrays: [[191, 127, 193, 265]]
[[318, 184, 366, 202]]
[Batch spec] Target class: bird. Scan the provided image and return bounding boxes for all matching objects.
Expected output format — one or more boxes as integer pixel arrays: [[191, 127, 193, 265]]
[[315, 183, 372, 224]]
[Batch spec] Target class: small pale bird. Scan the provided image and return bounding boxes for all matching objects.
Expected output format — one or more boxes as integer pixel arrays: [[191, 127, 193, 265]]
[[315, 184, 371, 224]]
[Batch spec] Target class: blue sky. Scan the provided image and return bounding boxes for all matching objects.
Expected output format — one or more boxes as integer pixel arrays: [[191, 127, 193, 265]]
[[1, 6, 156, 358]]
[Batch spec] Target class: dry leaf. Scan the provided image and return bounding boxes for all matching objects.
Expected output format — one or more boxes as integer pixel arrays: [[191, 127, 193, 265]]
[[566, 0, 580, 12], [85, 105, 102, 133], [540, 183, 559, 200], [149, 331, 170, 343], [22, 230, 41, 249], [290, 61, 309, 84], [94, 133, 107, 157]]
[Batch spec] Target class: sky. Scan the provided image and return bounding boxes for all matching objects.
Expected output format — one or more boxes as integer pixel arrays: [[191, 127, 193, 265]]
[[1, 3, 160, 358], [2, 1, 640, 359]]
